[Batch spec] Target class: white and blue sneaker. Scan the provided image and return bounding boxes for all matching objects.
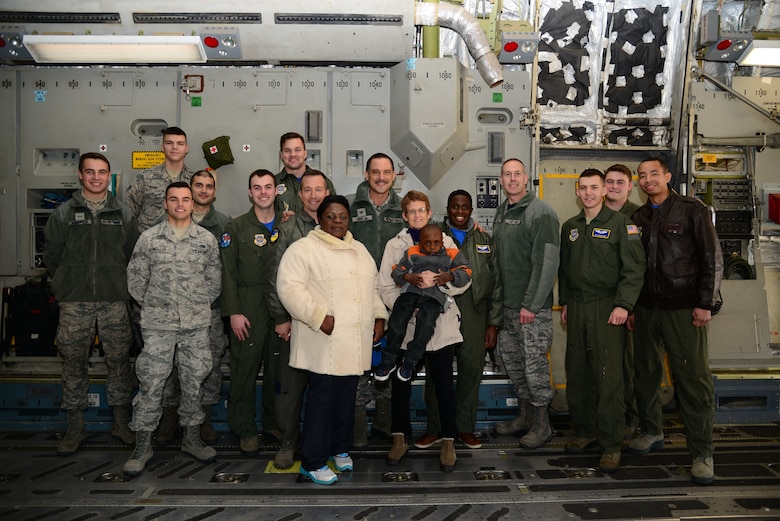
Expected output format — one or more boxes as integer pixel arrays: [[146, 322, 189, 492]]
[[300, 465, 338, 485], [330, 453, 353, 472]]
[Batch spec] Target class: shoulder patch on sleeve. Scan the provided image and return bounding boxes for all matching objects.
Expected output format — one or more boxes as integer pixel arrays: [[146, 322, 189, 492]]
[[219, 232, 232, 248]]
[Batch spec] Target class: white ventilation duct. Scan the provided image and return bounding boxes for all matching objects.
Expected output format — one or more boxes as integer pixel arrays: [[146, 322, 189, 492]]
[[415, 1, 504, 87]]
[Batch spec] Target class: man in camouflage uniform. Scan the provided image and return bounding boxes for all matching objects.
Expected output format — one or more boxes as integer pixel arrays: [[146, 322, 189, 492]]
[[492, 158, 560, 449], [157, 170, 231, 445], [124, 126, 195, 232], [221, 169, 293, 455], [603, 164, 641, 438], [274, 131, 335, 215], [124, 182, 222, 476], [267, 170, 329, 468], [347, 153, 405, 446], [44, 152, 139, 456]]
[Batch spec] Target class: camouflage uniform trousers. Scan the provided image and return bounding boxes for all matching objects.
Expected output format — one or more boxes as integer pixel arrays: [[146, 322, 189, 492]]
[[498, 307, 553, 407], [160, 309, 228, 407], [355, 373, 391, 409], [57, 301, 133, 411], [130, 327, 211, 432]]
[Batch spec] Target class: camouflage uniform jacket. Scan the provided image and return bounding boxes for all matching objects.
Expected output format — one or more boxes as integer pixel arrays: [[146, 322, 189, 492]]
[[274, 165, 337, 215], [44, 190, 139, 302], [127, 221, 221, 330], [348, 181, 404, 268], [124, 163, 195, 232], [492, 192, 560, 313]]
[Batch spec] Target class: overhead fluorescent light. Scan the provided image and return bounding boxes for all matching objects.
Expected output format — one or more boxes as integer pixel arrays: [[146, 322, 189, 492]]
[[737, 39, 780, 67], [23, 34, 207, 64]]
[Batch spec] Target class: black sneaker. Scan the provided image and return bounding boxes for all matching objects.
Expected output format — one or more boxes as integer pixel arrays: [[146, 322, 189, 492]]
[[374, 363, 397, 382], [397, 361, 416, 382]]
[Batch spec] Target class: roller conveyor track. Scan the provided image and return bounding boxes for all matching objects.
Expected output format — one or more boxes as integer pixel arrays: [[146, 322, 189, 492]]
[[0, 418, 778, 521]]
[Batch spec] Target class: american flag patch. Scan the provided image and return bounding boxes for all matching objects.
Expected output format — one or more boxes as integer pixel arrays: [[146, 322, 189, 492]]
[[627, 224, 639, 235]]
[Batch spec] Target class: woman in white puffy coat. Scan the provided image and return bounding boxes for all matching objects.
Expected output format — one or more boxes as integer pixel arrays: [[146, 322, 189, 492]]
[[277, 195, 387, 485]]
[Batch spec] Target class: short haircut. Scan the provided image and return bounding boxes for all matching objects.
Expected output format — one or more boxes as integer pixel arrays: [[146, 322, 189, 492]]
[[191, 169, 215, 185], [301, 169, 329, 186], [366, 152, 394, 172], [420, 223, 443, 237], [501, 157, 526, 171], [579, 168, 605, 181], [639, 156, 669, 172], [447, 189, 472, 206], [165, 181, 192, 198], [605, 163, 632, 180], [279, 131, 306, 150], [317, 194, 350, 221], [79, 152, 110, 173], [162, 126, 187, 140], [248, 169, 276, 189], [400, 190, 430, 213]]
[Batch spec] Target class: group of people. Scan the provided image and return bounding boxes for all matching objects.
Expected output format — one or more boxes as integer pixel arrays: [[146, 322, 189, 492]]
[[43, 124, 723, 486]]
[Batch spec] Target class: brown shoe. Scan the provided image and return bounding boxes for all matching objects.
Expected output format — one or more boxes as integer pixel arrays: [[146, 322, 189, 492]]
[[386, 433, 408, 465], [414, 433, 441, 449], [565, 436, 598, 454], [440, 438, 457, 472], [457, 432, 482, 449], [239, 435, 259, 456], [599, 451, 621, 474]]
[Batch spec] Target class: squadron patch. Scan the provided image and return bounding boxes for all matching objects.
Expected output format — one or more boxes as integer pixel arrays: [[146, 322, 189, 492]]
[[276, 185, 287, 195], [270, 228, 279, 244], [592, 228, 611, 239], [75, 212, 86, 222], [476, 244, 491, 254], [568, 228, 579, 242], [254, 233, 267, 247], [219, 232, 231, 248]]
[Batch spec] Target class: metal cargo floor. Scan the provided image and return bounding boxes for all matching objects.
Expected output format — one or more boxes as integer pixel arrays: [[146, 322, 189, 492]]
[[0, 418, 778, 521]]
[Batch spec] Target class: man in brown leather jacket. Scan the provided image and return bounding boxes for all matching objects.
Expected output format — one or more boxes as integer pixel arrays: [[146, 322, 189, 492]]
[[628, 157, 723, 485]]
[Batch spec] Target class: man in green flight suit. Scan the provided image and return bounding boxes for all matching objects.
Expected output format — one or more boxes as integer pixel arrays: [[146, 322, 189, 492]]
[[416, 189, 503, 450], [220, 169, 293, 455], [559, 168, 646, 474]]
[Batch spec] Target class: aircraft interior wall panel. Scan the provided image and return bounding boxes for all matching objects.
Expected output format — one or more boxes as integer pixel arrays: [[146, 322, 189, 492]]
[[16, 68, 178, 276], [0, 70, 18, 276], [691, 82, 780, 138], [428, 69, 534, 221], [330, 69, 392, 197], [178, 68, 330, 217]]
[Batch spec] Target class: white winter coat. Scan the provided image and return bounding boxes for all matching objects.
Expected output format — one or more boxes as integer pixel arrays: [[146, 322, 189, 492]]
[[277, 227, 388, 376]]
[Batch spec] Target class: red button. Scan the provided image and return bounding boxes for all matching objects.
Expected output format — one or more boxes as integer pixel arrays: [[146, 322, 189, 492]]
[[504, 41, 519, 53], [203, 36, 219, 48], [716, 39, 732, 51]]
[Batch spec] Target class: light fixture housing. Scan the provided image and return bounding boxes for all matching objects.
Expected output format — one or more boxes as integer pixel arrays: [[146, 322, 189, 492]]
[[736, 39, 780, 67], [23, 34, 207, 63]]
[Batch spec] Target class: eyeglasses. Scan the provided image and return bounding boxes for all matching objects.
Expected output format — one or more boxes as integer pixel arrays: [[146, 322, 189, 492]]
[[405, 208, 429, 215]]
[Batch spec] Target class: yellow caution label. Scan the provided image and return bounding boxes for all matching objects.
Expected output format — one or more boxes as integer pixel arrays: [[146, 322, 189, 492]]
[[700, 153, 718, 164], [132, 151, 165, 169]]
